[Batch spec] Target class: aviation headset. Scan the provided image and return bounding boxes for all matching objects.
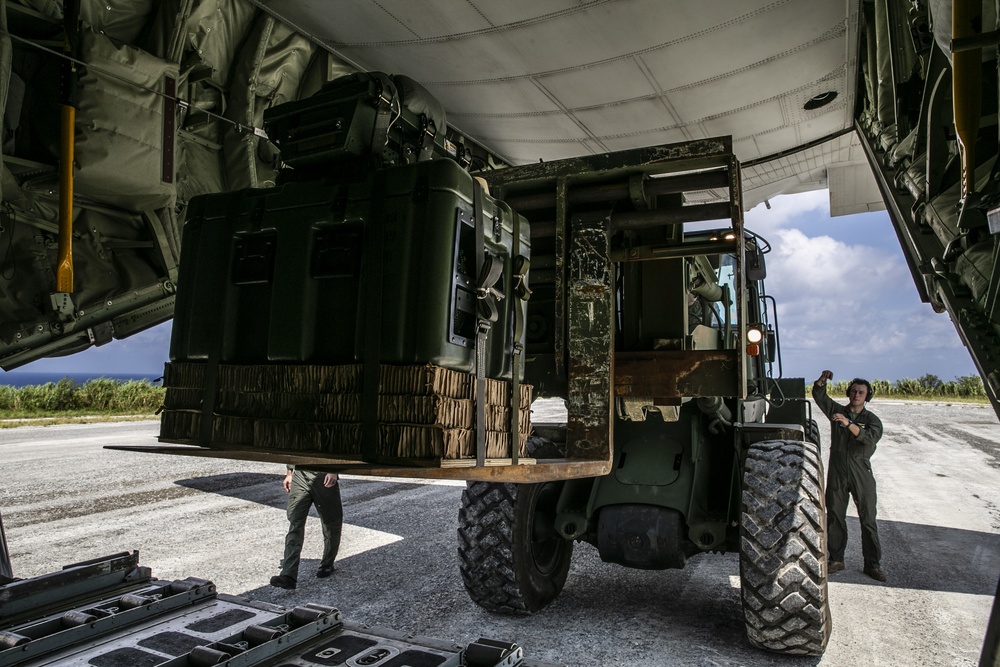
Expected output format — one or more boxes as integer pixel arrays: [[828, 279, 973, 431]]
[[846, 378, 874, 402]]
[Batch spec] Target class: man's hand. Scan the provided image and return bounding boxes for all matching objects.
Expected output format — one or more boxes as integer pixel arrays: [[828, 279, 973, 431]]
[[282, 470, 293, 493], [817, 370, 834, 385], [831, 413, 849, 427], [323, 473, 339, 488]]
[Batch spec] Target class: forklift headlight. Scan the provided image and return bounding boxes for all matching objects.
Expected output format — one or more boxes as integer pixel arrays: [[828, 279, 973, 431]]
[[746, 327, 763, 344]]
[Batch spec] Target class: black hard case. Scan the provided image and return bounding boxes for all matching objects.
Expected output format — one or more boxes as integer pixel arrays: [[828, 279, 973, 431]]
[[170, 158, 529, 379]]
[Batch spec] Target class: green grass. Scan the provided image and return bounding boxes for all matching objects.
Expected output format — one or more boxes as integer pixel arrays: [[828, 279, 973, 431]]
[[0, 377, 165, 423], [820, 375, 988, 402]]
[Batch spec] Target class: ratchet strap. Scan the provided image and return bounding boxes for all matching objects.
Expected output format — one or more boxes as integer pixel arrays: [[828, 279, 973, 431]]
[[509, 212, 531, 464], [369, 73, 397, 162], [418, 116, 437, 162], [473, 182, 504, 466], [362, 172, 388, 462]]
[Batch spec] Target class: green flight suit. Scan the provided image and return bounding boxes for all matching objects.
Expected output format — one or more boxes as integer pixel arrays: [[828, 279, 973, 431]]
[[812, 382, 884, 568], [280, 467, 343, 581]]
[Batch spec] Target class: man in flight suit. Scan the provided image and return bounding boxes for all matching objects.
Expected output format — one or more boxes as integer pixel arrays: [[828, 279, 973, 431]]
[[269, 466, 343, 590], [812, 371, 886, 582]]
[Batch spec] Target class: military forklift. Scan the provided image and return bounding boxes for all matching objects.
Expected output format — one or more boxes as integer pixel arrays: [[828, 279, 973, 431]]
[[109, 76, 829, 657], [456, 139, 830, 656]]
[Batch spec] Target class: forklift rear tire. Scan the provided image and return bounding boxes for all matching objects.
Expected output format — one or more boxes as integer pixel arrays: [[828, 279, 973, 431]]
[[740, 439, 831, 656], [458, 481, 572, 614], [805, 419, 820, 447]]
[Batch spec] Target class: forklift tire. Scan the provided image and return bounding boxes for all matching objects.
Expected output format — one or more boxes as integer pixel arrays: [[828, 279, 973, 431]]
[[806, 419, 820, 447], [458, 481, 572, 615], [740, 439, 831, 656]]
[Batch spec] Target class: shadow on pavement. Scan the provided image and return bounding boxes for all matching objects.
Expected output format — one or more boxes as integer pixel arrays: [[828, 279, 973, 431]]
[[174, 472, 286, 509], [174, 474, 1000, 598], [173, 473, 427, 513], [833, 516, 999, 595]]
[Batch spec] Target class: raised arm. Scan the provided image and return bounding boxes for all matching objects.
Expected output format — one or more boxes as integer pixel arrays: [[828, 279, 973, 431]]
[[811, 370, 838, 418]]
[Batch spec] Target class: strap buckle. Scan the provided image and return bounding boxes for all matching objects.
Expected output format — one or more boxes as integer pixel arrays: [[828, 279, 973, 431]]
[[476, 284, 504, 302]]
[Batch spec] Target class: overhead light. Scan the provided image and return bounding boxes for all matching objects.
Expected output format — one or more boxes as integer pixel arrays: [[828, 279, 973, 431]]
[[804, 91, 838, 110]]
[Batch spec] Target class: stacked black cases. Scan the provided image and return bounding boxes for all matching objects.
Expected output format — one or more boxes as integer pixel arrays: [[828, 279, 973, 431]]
[[170, 158, 530, 378]]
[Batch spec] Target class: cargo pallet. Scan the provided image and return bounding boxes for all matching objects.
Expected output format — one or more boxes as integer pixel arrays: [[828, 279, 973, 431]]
[[0, 552, 556, 667]]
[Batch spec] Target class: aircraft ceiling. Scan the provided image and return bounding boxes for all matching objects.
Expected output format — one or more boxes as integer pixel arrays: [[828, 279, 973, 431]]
[[253, 0, 883, 214]]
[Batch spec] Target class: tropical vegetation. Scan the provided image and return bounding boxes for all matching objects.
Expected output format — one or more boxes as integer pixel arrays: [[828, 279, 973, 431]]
[[0, 373, 989, 427], [0, 377, 165, 425], [822, 374, 986, 400]]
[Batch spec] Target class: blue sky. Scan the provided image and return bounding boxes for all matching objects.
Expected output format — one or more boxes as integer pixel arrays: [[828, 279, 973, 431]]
[[16, 320, 173, 377], [9, 190, 979, 383], [744, 191, 977, 384]]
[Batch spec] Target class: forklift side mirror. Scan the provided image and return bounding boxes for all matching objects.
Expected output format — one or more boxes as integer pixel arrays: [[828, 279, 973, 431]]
[[746, 245, 766, 281]]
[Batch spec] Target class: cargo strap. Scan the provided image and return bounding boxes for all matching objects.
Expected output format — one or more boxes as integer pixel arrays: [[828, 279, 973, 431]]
[[473, 182, 503, 466], [198, 352, 220, 447], [197, 196, 245, 447], [509, 247, 530, 464], [474, 256, 503, 466], [369, 73, 398, 163], [476, 255, 504, 321], [361, 172, 388, 462], [418, 116, 437, 162], [144, 209, 178, 283]]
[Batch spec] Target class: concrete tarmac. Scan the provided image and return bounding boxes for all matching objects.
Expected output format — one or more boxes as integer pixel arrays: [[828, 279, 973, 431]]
[[2, 398, 999, 666]]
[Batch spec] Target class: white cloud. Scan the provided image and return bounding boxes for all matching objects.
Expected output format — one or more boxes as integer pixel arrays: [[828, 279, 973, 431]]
[[765, 228, 909, 310], [745, 190, 829, 234], [756, 191, 977, 381]]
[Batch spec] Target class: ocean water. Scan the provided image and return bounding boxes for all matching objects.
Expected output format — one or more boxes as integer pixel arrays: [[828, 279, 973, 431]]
[[0, 372, 163, 388]]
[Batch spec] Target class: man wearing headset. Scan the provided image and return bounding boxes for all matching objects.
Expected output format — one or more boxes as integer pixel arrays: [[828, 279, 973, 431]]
[[813, 370, 886, 582]]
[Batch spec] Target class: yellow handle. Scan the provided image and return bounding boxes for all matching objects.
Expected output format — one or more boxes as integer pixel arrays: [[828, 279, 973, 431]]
[[56, 104, 75, 293], [953, 0, 982, 199]]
